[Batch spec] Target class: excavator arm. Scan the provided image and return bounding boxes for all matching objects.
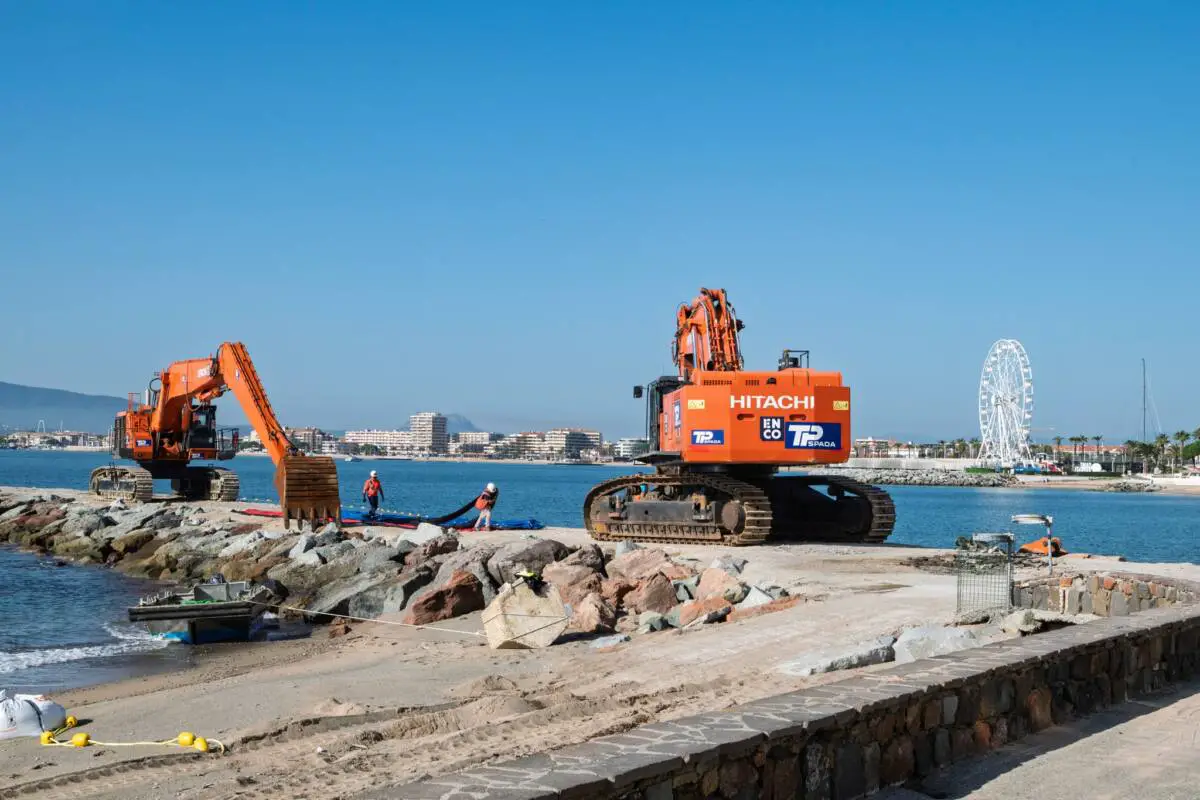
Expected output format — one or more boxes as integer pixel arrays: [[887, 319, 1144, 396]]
[[143, 342, 340, 528], [671, 287, 745, 381]]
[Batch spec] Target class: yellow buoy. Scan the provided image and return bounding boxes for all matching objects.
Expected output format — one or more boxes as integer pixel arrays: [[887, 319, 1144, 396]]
[[177, 731, 195, 747], [70, 732, 90, 748], [65, 716, 77, 728], [40, 731, 54, 745], [192, 737, 209, 753]]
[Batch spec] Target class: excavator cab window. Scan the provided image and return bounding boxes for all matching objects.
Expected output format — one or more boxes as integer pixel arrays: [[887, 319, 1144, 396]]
[[188, 407, 217, 450]]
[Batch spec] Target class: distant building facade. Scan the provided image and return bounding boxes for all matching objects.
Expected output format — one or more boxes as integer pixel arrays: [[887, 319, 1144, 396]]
[[410, 412, 449, 454], [615, 437, 651, 460], [544, 428, 603, 460]]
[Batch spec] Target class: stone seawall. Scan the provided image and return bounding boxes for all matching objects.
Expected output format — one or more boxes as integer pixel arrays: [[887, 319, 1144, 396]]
[[392, 579, 1200, 799], [1015, 571, 1200, 617]]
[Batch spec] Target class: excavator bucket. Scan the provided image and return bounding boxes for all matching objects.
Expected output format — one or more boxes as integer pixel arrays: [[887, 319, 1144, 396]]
[[274, 455, 342, 530]]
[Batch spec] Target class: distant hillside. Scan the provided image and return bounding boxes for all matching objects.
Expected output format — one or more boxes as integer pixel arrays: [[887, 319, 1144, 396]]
[[445, 414, 480, 434], [0, 382, 125, 433], [0, 382, 484, 437]]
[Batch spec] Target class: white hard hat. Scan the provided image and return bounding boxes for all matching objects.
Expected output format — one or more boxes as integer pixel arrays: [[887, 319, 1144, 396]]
[[486, 482, 496, 492], [370, 470, 377, 477]]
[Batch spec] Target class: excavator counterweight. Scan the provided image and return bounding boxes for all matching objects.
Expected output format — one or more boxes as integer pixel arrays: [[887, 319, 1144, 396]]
[[583, 288, 896, 546], [91, 342, 341, 529]]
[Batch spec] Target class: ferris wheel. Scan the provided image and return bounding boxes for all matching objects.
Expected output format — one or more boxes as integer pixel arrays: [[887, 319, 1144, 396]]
[[977, 339, 1034, 467]]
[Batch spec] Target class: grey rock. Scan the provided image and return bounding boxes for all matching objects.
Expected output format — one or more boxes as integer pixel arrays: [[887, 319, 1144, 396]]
[[0, 502, 32, 522], [777, 636, 896, 676], [293, 549, 325, 567], [683, 606, 731, 628], [942, 694, 958, 726], [763, 585, 790, 600], [737, 587, 775, 609], [60, 510, 108, 538], [423, 545, 501, 605], [313, 523, 342, 548], [709, 555, 747, 575], [1110, 591, 1129, 616], [486, 539, 570, 587], [289, 535, 316, 559], [892, 625, 980, 663], [1001, 609, 1042, 634], [401, 523, 448, 546], [638, 611, 669, 632], [563, 544, 606, 574], [665, 606, 683, 628], [307, 573, 388, 619], [218, 531, 266, 558], [104, 507, 172, 542], [673, 578, 698, 602], [315, 541, 357, 564], [589, 633, 631, 649], [353, 545, 409, 575], [614, 540, 641, 557], [337, 567, 437, 619]]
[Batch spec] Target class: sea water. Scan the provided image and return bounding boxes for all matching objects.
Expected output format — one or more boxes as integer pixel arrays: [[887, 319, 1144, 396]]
[[0, 449, 1196, 691]]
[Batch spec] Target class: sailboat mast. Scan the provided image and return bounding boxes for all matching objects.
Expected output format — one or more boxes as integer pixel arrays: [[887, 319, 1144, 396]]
[[1142, 358, 1147, 442]]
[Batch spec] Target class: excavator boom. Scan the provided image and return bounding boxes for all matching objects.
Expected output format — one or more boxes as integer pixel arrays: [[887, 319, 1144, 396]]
[[91, 342, 341, 529]]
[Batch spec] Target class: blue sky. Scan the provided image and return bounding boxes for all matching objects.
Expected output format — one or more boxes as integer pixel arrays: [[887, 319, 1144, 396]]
[[2, 2, 1197, 441]]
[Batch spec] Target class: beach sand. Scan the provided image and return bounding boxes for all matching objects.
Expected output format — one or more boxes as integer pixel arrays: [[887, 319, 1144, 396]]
[[3, 528, 1197, 799]]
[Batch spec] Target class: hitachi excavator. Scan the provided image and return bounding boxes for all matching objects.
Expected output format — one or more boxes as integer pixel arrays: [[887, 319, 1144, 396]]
[[583, 288, 896, 546], [90, 342, 341, 528]]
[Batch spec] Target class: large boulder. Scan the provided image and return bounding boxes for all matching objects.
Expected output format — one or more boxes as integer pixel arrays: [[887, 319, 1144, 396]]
[[569, 593, 616, 634], [562, 544, 606, 574], [677, 596, 733, 627], [405, 533, 461, 569], [347, 567, 436, 618], [481, 581, 570, 649], [404, 570, 486, 625], [424, 546, 500, 604], [624, 573, 678, 615], [111, 529, 155, 555], [696, 567, 748, 604], [486, 539, 570, 587], [543, 562, 604, 608], [600, 577, 637, 611], [401, 523, 450, 546], [607, 548, 693, 583], [892, 626, 979, 664], [60, 509, 108, 538], [312, 523, 343, 548], [289, 535, 316, 559]]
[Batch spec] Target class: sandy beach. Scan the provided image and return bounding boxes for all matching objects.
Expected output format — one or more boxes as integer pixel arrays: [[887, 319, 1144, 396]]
[[4, 516, 1194, 800]]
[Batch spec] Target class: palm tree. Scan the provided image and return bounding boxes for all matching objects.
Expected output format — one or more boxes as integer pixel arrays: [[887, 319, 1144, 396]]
[[937, 439, 946, 459], [1173, 431, 1191, 471], [1092, 435, 1103, 467], [969, 437, 981, 458], [1052, 435, 1064, 457], [1154, 434, 1170, 472], [1135, 441, 1156, 472]]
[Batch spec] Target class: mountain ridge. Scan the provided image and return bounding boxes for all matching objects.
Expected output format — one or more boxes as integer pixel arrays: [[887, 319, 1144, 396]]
[[0, 381, 481, 435]]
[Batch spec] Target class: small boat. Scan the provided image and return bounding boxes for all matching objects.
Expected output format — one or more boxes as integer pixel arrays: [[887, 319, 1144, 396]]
[[128, 579, 278, 644], [344, 455, 362, 462]]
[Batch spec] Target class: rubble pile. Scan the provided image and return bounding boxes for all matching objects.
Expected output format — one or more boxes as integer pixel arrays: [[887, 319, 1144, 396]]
[[0, 490, 798, 645]]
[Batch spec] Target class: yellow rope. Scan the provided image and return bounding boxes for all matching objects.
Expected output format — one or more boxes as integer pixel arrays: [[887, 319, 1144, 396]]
[[39, 717, 225, 753]]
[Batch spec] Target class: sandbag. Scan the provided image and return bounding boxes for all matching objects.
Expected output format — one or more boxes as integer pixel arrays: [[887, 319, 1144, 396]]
[[0, 690, 67, 740]]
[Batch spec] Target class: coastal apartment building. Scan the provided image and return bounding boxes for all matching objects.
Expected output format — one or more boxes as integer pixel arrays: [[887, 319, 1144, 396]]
[[285, 427, 332, 453], [544, 428, 603, 459], [345, 429, 414, 455], [450, 431, 503, 455], [615, 437, 651, 460], [486, 432, 549, 460], [409, 412, 449, 454]]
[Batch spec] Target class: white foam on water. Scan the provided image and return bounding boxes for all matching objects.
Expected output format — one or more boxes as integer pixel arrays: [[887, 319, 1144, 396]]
[[0, 623, 173, 675]]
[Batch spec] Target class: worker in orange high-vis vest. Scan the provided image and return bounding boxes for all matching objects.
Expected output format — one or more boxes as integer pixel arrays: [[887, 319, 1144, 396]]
[[362, 470, 384, 519], [472, 482, 499, 531]]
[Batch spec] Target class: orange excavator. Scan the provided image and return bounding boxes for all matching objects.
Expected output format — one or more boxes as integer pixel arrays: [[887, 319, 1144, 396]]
[[89, 342, 341, 528], [584, 288, 895, 546]]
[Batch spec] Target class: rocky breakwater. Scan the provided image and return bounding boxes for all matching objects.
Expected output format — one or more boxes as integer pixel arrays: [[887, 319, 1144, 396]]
[[0, 489, 799, 643], [807, 467, 1018, 488]]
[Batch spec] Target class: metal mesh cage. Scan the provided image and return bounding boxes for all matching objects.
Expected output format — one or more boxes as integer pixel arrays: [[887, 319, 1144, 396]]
[[955, 532, 1015, 616]]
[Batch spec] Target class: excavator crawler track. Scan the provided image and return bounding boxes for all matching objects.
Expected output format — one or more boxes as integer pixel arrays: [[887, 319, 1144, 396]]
[[171, 467, 241, 502], [584, 469, 895, 546], [89, 466, 154, 503]]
